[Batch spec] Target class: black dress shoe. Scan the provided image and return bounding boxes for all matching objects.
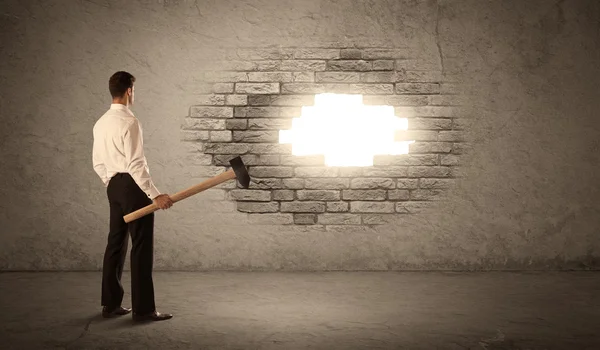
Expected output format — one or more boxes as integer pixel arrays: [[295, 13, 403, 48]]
[[102, 306, 132, 318], [132, 311, 173, 322]]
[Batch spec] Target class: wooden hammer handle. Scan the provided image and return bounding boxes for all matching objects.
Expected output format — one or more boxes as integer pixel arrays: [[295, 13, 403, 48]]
[[123, 169, 237, 223]]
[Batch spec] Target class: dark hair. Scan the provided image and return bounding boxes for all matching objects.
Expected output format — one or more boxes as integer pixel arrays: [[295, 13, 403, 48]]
[[109, 71, 135, 99]]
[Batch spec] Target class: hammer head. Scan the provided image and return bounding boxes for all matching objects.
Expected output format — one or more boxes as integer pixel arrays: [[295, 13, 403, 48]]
[[229, 156, 251, 188]]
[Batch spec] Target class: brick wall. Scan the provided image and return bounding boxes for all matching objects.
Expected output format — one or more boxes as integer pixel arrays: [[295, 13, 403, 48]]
[[180, 46, 464, 228]]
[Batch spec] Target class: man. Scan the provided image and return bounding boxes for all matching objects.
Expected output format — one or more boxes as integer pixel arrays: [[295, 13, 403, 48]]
[[93, 71, 173, 322]]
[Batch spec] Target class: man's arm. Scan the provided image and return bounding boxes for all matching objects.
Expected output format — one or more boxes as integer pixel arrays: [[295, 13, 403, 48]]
[[123, 119, 161, 200], [92, 134, 109, 187]]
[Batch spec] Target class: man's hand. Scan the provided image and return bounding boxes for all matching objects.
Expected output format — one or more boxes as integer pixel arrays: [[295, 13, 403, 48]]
[[153, 194, 173, 210]]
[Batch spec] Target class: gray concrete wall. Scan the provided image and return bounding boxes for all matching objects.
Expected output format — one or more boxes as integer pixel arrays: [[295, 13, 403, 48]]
[[1, 0, 599, 271]]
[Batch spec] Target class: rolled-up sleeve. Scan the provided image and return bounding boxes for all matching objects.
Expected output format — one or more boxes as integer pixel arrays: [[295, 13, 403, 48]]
[[123, 119, 161, 200]]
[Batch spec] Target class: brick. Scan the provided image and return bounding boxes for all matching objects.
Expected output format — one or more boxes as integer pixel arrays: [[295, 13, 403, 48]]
[[405, 71, 442, 82], [251, 61, 283, 71], [360, 72, 404, 83], [270, 95, 315, 106], [248, 178, 283, 189], [440, 154, 460, 166], [209, 130, 232, 142], [202, 71, 248, 82], [438, 131, 465, 142], [234, 107, 280, 118], [327, 60, 372, 71], [315, 72, 360, 83], [233, 130, 279, 143], [408, 118, 452, 130], [295, 167, 339, 177], [279, 107, 303, 117], [372, 155, 437, 166], [362, 214, 397, 225], [342, 190, 386, 201], [452, 118, 471, 130], [183, 118, 226, 130], [203, 143, 250, 154], [248, 166, 293, 178], [420, 179, 454, 189], [212, 83, 234, 93], [399, 130, 438, 141], [236, 48, 294, 60], [248, 213, 293, 225], [339, 167, 365, 177], [282, 178, 304, 189], [292, 72, 315, 82], [256, 155, 280, 165], [247, 72, 293, 82], [183, 153, 213, 166], [372, 60, 394, 71], [208, 60, 254, 71], [273, 190, 294, 201], [408, 166, 451, 178], [181, 130, 209, 141], [305, 178, 349, 189], [297, 190, 340, 201], [327, 202, 349, 212], [396, 179, 419, 189], [237, 202, 279, 213], [411, 189, 444, 200], [395, 201, 428, 213], [362, 166, 408, 177], [235, 83, 280, 94], [317, 214, 361, 225], [281, 201, 326, 213], [294, 214, 317, 225], [409, 142, 453, 153], [387, 190, 410, 200], [398, 106, 457, 117], [280, 155, 324, 166], [350, 201, 395, 213], [362, 49, 410, 59], [350, 178, 395, 189], [395, 83, 440, 94], [452, 143, 471, 154], [294, 48, 341, 60], [194, 94, 225, 105], [395, 59, 440, 71], [213, 154, 259, 166], [280, 60, 327, 71], [247, 95, 271, 106], [225, 95, 248, 106], [340, 49, 362, 59], [190, 106, 233, 119], [249, 143, 292, 154], [362, 95, 429, 106], [228, 189, 271, 201], [226, 119, 247, 130]]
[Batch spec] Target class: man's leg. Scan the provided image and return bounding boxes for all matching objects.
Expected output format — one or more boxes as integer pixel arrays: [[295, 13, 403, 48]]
[[119, 173, 172, 321], [101, 185, 130, 309], [128, 208, 156, 315]]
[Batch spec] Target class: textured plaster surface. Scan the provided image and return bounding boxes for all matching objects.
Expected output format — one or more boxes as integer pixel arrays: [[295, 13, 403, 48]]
[[0, 0, 599, 270], [0, 271, 599, 349]]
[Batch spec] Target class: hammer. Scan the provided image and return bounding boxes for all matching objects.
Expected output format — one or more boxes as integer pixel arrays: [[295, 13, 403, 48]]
[[123, 156, 250, 223]]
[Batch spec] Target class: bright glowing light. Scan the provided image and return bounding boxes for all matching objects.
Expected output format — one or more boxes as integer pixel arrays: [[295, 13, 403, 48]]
[[279, 93, 415, 166]]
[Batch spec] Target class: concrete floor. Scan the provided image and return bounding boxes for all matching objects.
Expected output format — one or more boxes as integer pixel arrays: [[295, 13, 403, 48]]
[[0, 272, 598, 350]]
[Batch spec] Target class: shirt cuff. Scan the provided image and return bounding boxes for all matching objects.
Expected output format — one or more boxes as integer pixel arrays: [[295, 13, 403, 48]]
[[146, 184, 161, 200]]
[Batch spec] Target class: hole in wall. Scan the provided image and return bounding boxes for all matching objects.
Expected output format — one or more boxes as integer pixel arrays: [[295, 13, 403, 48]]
[[278, 93, 414, 167]]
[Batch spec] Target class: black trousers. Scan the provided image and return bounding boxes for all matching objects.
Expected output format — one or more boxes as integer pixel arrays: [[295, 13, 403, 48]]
[[101, 172, 156, 314]]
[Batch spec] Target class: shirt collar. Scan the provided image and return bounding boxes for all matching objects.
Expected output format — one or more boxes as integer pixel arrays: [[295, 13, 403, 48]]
[[110, 103, 134, 117]]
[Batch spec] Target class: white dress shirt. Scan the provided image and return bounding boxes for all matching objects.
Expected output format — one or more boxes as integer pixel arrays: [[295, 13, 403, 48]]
[[93, 103, 161, 200]]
